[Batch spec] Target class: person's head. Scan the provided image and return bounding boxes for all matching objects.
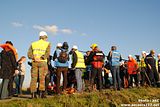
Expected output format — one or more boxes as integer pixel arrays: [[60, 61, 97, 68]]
[[18, 56, 26, 63], [157, 54, 160, 60], [6, 41, 13, 46], [111, 46, 117, 51], [90, 44, 98, 50], [39, 31, 48, 41], [62, 42, 69, 50], [56, 43, 62, 49], [150, 49, 155, 56], [72, 45, 78, 51], [141, 51, 146, 58], [128, 55, 132, 61]]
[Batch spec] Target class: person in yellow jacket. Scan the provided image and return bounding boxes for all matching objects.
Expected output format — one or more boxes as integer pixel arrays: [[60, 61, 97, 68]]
[[139, 51, 147, 86], [28, 31, 51, 98], [70, 45, 86, 93]]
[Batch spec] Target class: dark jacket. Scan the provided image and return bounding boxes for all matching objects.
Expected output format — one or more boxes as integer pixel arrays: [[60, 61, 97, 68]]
[[71, 51, 77, 68], [145, 54, 156, 67], [0, 50, 17, 79], [87, 50, 105, 64], [158, 60, 160, 73]]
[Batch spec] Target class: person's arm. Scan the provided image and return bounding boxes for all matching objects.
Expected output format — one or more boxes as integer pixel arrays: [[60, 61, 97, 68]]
[[71, 52, 77, 68], [41, 43, 51, 60], [52, 50, 57, 61], [9, 51, 18, 70], [87, 51, 95, 63], [27, 45, 34, 60], [107, 51, 112, 61], [145, 56, 152, 69], [120, 54, 122, 61]]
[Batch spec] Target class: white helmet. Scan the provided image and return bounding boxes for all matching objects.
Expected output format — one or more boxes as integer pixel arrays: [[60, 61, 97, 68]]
[[39, 31, 47, 37], [57, 43, 62, 47], [128, 55, 132, 58], [72, 45, 78, 50], [142, 51, 146, 54]]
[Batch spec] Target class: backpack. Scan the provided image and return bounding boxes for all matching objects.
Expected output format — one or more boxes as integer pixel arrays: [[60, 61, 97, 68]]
[[57, 50, 68, 63]]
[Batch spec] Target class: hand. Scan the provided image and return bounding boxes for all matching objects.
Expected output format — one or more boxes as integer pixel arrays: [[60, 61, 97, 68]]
[[34, 57, 40, 62], [15, 70, 19, 75], [148, 64, 152, 70]]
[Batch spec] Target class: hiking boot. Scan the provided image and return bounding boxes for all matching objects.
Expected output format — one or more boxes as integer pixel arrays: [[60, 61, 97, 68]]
[[31, 92, 37, 99], [39, 91, 47, 98]]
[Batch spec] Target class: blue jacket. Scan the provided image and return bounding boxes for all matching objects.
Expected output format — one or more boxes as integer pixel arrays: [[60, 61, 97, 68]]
[[111, 50, 121, 66], [53, 48, 69, 67]]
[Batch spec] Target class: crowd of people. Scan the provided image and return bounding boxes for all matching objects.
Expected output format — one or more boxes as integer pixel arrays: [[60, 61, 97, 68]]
[[0, 31, 160, 99]]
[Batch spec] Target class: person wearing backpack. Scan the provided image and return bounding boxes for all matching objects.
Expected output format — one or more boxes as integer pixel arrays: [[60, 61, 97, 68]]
[[53, 42, 69, 95], [88, 44, 105, 91], [107, 46, 122, 91]]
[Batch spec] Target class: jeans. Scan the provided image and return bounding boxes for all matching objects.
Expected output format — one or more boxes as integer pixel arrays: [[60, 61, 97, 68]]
[[15, 75, 24, 94], [56, 67, 68, 94], [74, 69, 83, 92], [111, 66, 121, 89]]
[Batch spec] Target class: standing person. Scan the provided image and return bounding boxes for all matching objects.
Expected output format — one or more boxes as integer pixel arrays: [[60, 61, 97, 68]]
[[0, 41, 18, 99], [88, 44, 105, 92], [53, 42, 69, 95], [70, 45, 86, 93], [145, 50, 159, 87], [17, 56, 26, 95], [28, 31, 51, 98], [84, 51, 92, 88], [107, 46, 122, 90], [127, 55, 138, 87], [139, 51, 147, 86]]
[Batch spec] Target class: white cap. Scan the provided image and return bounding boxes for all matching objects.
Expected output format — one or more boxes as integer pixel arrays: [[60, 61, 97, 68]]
[[142, 51, 146, 54], [57, 43, 62, 47], [72, 45, 78, 50], [158, 54, 160, 57], [128, 55, 132, 57], [39, 31, 47, 37]]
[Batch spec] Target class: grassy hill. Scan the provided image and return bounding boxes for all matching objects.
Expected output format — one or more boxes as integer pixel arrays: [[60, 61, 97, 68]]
[[0, 87, 159, 107]]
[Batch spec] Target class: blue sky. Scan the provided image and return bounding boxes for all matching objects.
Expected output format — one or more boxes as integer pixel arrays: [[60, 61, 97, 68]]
[[0, 0, 160, 87]]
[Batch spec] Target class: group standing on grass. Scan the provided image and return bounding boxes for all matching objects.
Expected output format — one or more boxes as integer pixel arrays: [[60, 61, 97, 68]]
[[0, 31, 160, 99]]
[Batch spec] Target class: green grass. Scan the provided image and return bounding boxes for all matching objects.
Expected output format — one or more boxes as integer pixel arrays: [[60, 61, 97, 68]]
[[0, 87, 159, 107]]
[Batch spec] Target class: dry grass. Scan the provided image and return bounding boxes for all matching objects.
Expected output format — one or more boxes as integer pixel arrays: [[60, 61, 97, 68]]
[[0, 87, 159, 107]]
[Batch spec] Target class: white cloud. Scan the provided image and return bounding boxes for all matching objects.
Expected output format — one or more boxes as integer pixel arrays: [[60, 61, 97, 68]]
[[60, 29, 73, 34], [33, 25, 58, 34], [33, 24, 74, 35], [81, 33, 88, 36], [12, 22, 23, 27]]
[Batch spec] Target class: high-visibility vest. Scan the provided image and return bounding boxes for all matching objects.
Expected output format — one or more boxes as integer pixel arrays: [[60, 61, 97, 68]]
[[139, 57, 146, 68], [31, 39, 49, 62], [74, 50, 86, 68]]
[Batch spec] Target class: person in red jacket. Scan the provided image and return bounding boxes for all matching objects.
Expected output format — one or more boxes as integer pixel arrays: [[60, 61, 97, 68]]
[[127, 55, 138, 87]]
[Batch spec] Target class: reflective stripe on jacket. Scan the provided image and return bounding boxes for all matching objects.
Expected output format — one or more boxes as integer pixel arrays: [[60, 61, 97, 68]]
[[75, 50, 86, 68], [32, 39, 49, 62]]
